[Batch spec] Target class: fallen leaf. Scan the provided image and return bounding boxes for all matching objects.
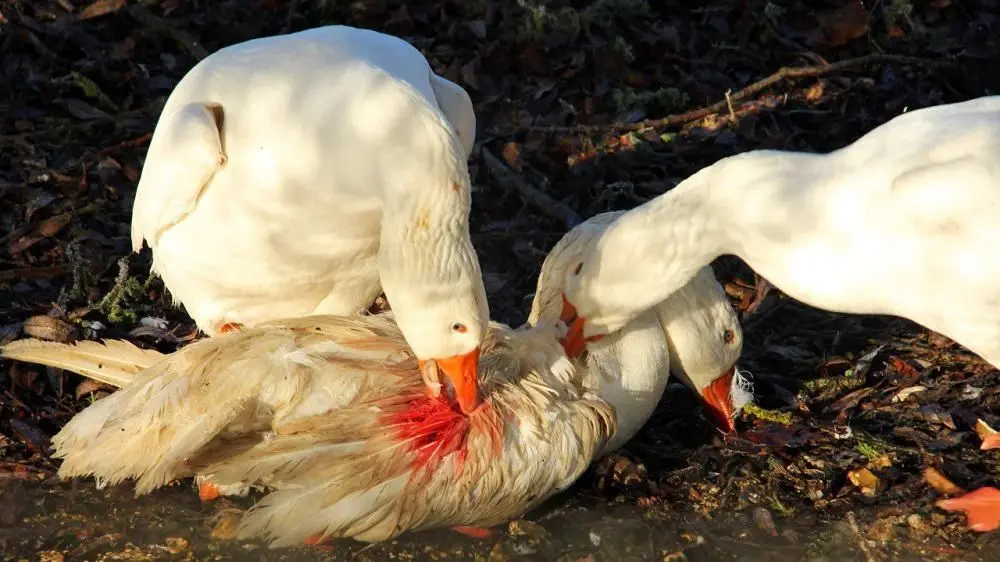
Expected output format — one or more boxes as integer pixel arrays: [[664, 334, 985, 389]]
[[77, 0, 125, 20], [502, 142, 522, 172], [937, 487, 1000, 532], [209, 509, 243, 540], [9, 419, 51, 454], [64, 98, 112, 121], [37, 551, 64, 562], [889, 356, 920, 379], [871, 454, 893, 470], [22, 315, 76, 342], [848, 467, 880, 497], [508, 519, 548, 538], [976, 419, 1000, 451], [924, 467, 965, 495], [164, 537, 189, 554], [803, 81, 826, 102], [8, 210, 76, 254], [75, 379, 114, 400], [812, 0, 870, 48], [891, 385, 927, 402]]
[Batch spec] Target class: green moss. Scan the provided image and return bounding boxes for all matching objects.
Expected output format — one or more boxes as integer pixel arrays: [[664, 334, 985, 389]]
[[743, 403, 794, 425], [96, 256, 144, 326]]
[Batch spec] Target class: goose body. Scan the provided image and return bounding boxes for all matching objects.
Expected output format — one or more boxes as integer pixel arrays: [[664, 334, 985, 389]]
[[562, 96, 1000, 371], [132, 24, 487, 411], [1, 215, 744, 546]]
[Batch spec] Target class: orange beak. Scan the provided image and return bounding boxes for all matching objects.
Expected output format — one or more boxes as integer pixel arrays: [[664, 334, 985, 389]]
[[418, 348, 480, 414], [558, 295, 605, 358], [700, 365, 737, 432]]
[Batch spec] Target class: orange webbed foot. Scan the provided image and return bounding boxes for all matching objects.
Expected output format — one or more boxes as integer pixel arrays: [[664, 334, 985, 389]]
[[219, 322, 242, 334], [198, 481, 221, 502], [452, 525, 493, 539], [304, 534, 336, 550]]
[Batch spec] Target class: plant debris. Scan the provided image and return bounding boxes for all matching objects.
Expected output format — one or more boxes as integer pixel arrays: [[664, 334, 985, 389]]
[[1, 0, 999, 560]]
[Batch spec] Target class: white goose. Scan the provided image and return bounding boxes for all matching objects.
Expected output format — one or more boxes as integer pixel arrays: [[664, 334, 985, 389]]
[[561, 96, 1000, 390], [131, 25, 487, 412], [532, 211, 749, 435], [1, 215, 745, 546]]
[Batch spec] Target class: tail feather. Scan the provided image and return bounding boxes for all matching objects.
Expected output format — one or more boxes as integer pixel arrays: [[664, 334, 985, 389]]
[[0, 338, 164, 388]]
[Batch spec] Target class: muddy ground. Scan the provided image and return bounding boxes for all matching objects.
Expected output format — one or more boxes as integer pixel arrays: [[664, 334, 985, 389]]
[[2, 0, 1000, 560]]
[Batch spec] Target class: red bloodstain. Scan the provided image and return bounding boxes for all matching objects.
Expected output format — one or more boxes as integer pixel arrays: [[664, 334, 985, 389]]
[[386, 397, 471, 472]]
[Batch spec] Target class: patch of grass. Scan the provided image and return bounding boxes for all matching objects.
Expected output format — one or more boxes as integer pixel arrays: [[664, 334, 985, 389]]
[[855, 440, 883, 463], [854, 431, 896, 463]]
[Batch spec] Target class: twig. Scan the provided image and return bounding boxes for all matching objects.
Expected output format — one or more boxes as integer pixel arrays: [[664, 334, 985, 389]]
[[846, 512, 878, 562], [524, 53, 953, 135], [481, 148, 581, 229]]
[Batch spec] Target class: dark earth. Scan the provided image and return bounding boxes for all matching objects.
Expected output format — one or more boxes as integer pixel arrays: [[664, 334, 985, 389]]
[[2, 0, 1000, 560]]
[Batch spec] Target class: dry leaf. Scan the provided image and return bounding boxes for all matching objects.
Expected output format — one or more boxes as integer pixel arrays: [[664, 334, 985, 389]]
[[803, 81, 826, 102], [9, 419, 51, 453], [502, 142, 522, 172], [892, 385, 927, 402], [64, 98, 111, 121], [209, 510, 243, 540], [871, 454, 893, 469], [924, 467, 965, 496], [889, 356, 920, 379], [75, 378, 113, 400], [508, 519, 548, 538], [8, 212, 74, 254], [848, 467, 880, 497], [22, 315, 76, 342], [813, 0, 870, 47], [164, 537, 189, 554], [937, 487, 1000, 532], [77, 0, 125, 21], [976, 419, 1000, 451]]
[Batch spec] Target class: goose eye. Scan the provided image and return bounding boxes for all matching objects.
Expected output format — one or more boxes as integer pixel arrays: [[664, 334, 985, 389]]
[[722, 329, 735, 344], [452, 323, 468, 334], [572, 262, 583, 275]]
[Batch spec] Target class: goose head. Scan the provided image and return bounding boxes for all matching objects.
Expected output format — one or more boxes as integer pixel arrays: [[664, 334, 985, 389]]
[[377, 113, 490, 415], [652, 266, 749, 432], [530, 212, 747, 437]]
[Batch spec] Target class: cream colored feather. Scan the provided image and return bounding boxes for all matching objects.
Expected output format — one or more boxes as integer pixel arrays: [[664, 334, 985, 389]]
[[0, 338, 164, 387]]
